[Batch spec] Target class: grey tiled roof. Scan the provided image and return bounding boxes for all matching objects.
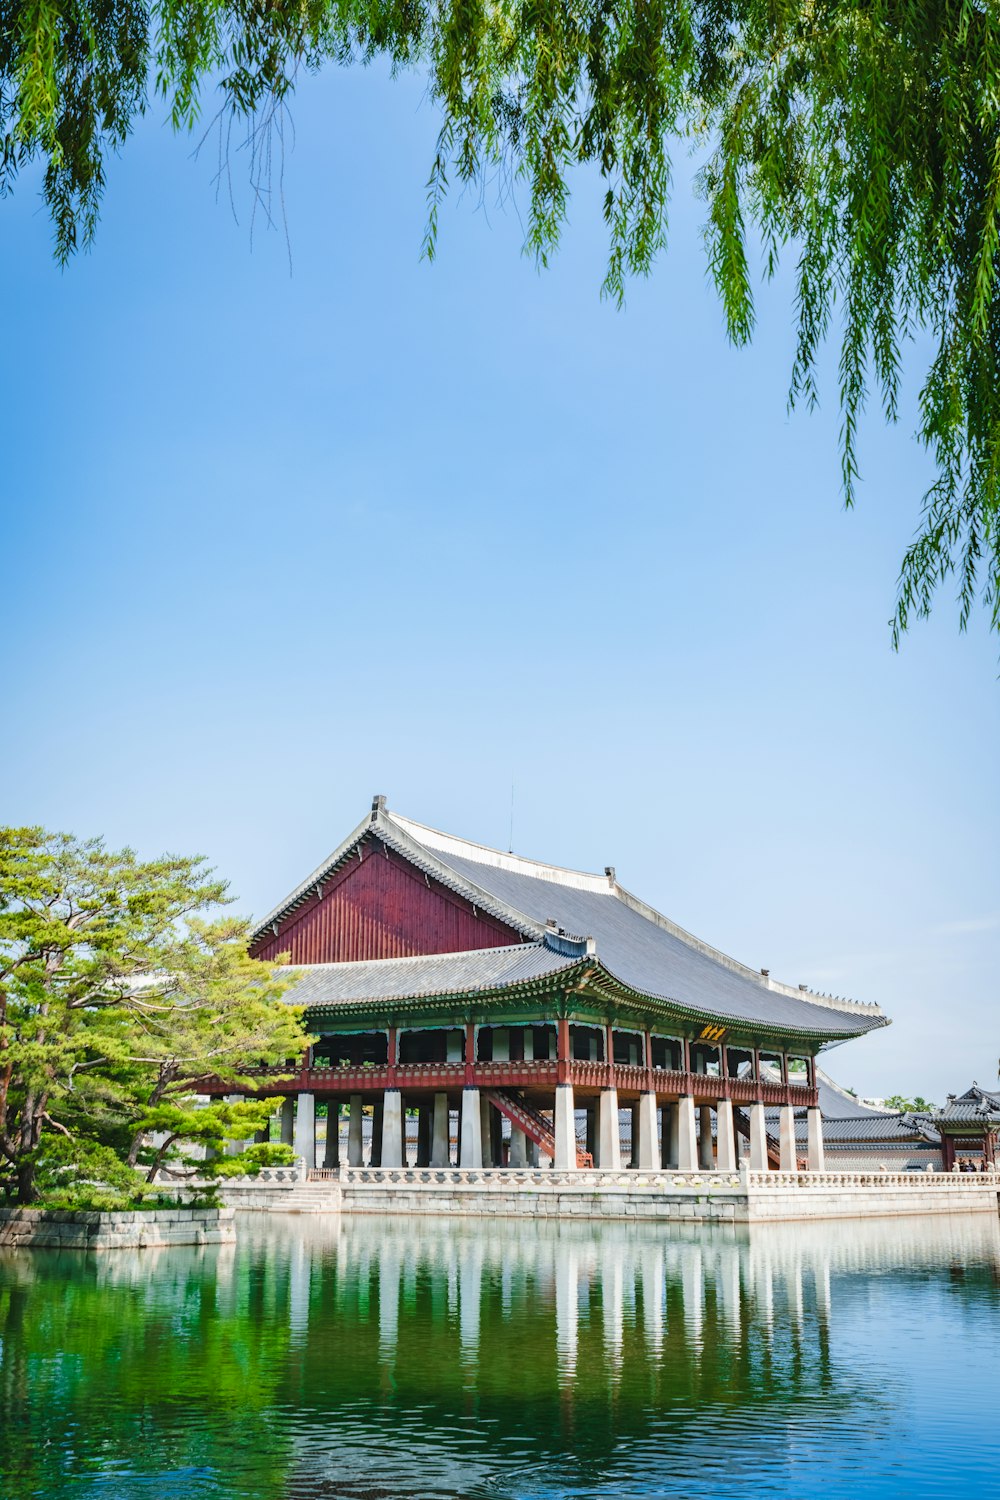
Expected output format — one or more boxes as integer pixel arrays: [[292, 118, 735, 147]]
[[282, 944, 576, 1009], [763, 1110, 939, 1144], [934, 1084, 1000, 1124], [254, 800, 889, 1041], [393, 824, 883, 1039], [813, 1067, 894, 1118]]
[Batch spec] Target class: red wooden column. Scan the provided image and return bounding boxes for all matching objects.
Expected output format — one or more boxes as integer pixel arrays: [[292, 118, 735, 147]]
[[605, 1024, 615, 1087], [719, 1039, 729, 1098], [557, 1016, 571, 1085], [753, 1047, 763, 1100], [644, 1030, 654, 1092], [465, 1023, 476, 1086], [682, 1037, 692, 1086], [386, 1026, 397, 1088]]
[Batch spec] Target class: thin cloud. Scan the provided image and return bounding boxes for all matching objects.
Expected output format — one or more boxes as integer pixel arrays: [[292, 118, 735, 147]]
[[932, 914, 1000, 938]]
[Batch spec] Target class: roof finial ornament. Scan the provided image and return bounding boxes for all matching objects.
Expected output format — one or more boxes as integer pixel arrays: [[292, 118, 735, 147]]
[[605, 866, 616, 884], [371, 794, 387, 822]]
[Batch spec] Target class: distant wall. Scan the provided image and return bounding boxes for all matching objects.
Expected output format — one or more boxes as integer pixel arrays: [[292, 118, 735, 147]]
[[0, 1206, 235, 1250]]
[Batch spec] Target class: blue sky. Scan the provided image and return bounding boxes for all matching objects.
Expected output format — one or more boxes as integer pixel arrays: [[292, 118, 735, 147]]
[[2, 62, 997, 1102]]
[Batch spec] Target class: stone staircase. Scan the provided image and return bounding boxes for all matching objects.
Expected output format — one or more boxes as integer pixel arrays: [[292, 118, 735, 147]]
[[485, 1088, 593, 1168], [285, 1178, 341, 1213]]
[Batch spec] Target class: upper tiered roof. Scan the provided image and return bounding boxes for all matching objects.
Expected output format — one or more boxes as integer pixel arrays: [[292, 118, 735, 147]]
[[254, 797, 888, 1043]]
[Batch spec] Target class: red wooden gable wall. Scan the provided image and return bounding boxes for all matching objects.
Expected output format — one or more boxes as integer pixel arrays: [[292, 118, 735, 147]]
[[249, 837, 525, 964]]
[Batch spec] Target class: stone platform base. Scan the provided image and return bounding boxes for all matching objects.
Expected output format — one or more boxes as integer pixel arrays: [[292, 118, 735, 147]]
[[209, 1164, 1000, 1224], [0, 1206, 236, 1250], [327, 1165, 1000, 1223]]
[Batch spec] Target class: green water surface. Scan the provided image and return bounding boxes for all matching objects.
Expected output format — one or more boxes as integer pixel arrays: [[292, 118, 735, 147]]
[[1, 1211, 998, 1498]]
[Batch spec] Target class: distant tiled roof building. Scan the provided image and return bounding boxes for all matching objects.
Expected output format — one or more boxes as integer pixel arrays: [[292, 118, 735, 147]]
[[932, 1085, 1000, 1170]]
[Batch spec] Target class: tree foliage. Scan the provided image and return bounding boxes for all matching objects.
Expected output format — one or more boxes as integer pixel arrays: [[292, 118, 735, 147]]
[[0, 826, 308, 1204], [2, 1, 1000, 637], [885, 1093, 936, 1114]]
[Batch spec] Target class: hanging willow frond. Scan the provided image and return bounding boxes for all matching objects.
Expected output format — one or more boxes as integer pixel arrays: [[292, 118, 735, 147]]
[[3, 0, 999, 639]]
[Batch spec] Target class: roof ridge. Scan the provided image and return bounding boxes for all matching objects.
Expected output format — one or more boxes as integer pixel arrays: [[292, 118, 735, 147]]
[[388, 811, 613, 893]]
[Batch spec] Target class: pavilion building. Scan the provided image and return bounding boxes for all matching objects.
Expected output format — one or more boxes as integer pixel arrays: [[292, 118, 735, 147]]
[[933, 1085, 1000, 1170], [213, 797, 889, 1174]]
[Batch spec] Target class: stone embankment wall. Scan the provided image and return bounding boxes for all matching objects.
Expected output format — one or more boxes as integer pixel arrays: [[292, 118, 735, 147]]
[[744, 1170, 1000, 1222], [209, 1164, 1000, 1224], [0, 1206, 236, 1250], [338, 1167, 743, 1223]]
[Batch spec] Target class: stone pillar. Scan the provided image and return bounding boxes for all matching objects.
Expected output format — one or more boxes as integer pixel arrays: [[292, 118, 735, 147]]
[[665, 1103, 680, 1168], [716, 1099, 737, 1171], [224, 1093, 244, 1155], [460, 1089, 483, 1167], [748, 1101, 769, 1170], [431, 1092, 451, 1167], [479, 1096, 494, 1167], [698, 1105, 715, 1169], [659, 1104, 673, 1168], [597, 1088, 622, 1169], [553, 1084, 578, 1170], [293, 1092, 316, 1170], [806, 1106, 825, 1171], [280, 1097, 295, 1147], [347, 1094, 364, 1166], [779, 1104, 797, 1172], [323, 1102, 340, 1168], [370, 1098, 384, 1167], [677, 1095, 698, 1170], [526, 1136, 540, 1167], [381, 1090, 404, 1168], [509, 1126, 528, 1166], [416, 1102, 432, 1167], [636, 1092, 659, 1170]]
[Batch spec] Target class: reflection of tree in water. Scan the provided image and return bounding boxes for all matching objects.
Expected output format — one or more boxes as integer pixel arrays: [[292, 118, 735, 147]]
[[0, 1242, 296, 1498], [1, 1213, 998, 1500]]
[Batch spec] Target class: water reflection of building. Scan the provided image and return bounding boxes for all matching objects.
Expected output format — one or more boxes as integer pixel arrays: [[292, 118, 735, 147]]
[[252, 1211, 1000, 1498], [204, 797, 888, 1179]]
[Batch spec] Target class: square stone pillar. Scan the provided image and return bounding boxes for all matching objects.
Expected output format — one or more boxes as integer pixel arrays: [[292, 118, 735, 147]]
[[460, 1089, 483, 1167], [779, 1104, 797, 1172], [663, 1103, 680, 1168], [370, 1098, 384, 1167], [597, 1088, 622, 1169], [526, 1136, 540, 1167], [636, 1092, 659, 1170], [280, 1097, 295, 1146], [293, 1092, 316, 1170], [415, 1102, 432, 1167], [748, 1101, 769, 1170], [431, 1092, 451, 1167], [806, 1106, 825, 1171], [479, 1096, 494, 1167], [716, 1099, 737, 1171], [323, 1102, 340, 1168], [676, 1095, 698, 1170], [509, 1126, 528, 1166], [553, 1084, 578, 1170], [381, 1090, 404, 1168], [347, 1094, 364, 1166], [698, 1105, 715, 1169]]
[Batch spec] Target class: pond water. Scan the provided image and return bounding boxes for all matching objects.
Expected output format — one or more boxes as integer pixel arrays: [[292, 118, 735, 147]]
[[1, 1211, 998, 1498]]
